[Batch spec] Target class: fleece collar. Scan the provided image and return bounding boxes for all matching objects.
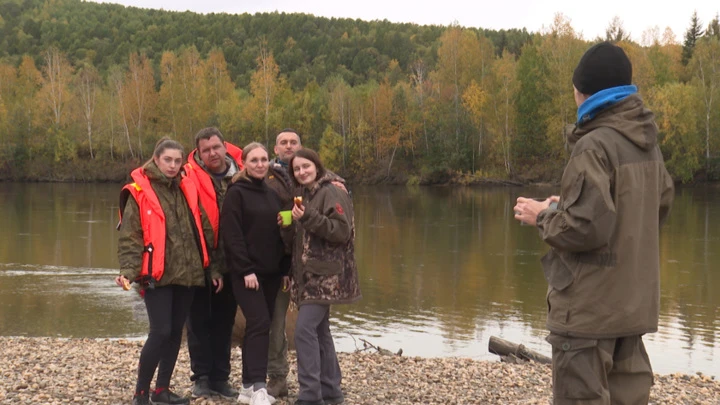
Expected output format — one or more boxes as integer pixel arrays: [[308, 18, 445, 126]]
[[577, 85, 637, 125]]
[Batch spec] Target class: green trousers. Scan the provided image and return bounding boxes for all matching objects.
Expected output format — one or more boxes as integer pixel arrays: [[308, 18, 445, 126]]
[[547, 333, 654, 405]]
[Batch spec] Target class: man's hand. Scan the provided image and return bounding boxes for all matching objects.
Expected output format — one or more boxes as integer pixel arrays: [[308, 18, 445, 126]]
[[513, 197, 553, 226], [331, 181, 347, 193], [244, 273, 259, 290], [281, 276, 291, 292], [213, 277, 224, 293]]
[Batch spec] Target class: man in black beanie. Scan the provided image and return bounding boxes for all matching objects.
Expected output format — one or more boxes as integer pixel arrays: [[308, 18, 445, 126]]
[[513, 41, 675, 404]]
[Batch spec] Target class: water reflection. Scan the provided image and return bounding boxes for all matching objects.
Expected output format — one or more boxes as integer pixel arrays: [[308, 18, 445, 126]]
[[0, 183, 718, 377]]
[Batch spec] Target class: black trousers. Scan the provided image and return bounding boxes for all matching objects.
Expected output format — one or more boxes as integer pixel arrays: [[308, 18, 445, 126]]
[[186, 273, 238, 382], [136, 284, 195, 393], [232, 273, 281, 385]]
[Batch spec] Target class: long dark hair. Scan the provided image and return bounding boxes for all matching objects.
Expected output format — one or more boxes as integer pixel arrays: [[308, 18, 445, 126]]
[[289, 148, 326, 187]]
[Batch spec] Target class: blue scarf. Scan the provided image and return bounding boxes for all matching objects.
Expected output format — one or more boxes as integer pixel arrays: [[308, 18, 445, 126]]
[[274, 158, 288, 168], [577, 85, 637, 125]]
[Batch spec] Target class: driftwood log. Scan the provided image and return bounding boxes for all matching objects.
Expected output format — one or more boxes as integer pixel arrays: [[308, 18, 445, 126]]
[[488, 336, 552, 365]]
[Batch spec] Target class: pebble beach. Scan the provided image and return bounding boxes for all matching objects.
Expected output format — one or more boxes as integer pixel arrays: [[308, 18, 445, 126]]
[[1, 337, 718, 405]]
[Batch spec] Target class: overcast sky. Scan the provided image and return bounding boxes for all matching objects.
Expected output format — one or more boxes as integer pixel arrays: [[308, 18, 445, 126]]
[[89, 0, 718, 44]]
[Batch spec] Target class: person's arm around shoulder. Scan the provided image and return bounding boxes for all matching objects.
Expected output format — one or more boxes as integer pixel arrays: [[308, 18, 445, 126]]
[[324, 169, 349, 194], [298, 186, 353, 244]]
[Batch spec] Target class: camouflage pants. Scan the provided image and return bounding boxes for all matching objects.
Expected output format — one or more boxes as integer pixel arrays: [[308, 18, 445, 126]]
[[267, 289, 290, 378], [547, 333, 653, 405]]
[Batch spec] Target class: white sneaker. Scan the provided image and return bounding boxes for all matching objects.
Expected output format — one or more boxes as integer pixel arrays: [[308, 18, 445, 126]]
[[237, 386, 253, 404], [250, 388, 274, 405], [238, 386, 276, 404]]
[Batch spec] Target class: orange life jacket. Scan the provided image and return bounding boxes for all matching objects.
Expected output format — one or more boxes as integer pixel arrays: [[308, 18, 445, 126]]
[[184, 142, 243, 248], [117, 167, 210, 283]]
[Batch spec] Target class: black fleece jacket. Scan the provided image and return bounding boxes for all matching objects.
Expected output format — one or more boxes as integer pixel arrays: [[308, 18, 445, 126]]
[[220, 175, 286, 278]]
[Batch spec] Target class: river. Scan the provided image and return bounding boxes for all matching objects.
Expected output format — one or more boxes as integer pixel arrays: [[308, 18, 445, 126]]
[[0, 182, 718, 377]]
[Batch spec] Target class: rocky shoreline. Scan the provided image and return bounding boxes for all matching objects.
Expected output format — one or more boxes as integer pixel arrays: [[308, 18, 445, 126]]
[[1, 337, 718, 404]]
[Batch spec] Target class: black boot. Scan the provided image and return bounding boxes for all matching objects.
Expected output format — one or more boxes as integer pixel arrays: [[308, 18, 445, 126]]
[[132, 390, 150, 405], [191, 377, 214, 398], [150, 388, 190, 405]]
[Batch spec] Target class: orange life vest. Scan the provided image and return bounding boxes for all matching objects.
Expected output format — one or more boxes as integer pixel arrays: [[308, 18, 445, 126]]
[[117, 167, 210, 283], [184, 142, 243, 248]]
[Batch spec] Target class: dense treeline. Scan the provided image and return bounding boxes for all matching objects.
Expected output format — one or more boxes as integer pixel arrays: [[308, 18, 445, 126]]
[[0, 0, 719, 183]]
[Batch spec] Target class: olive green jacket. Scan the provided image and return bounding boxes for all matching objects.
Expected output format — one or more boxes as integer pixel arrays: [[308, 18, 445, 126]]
[[536, 94, 674, 339], [290, 174, 361, 306], [118, 162, 215, 288]]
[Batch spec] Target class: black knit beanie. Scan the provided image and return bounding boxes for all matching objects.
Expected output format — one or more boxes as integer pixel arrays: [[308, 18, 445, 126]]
[[572, 42, 632, 95]]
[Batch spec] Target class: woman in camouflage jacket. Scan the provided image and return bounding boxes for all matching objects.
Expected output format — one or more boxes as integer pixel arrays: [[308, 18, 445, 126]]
[[287, 148, 360, 405]]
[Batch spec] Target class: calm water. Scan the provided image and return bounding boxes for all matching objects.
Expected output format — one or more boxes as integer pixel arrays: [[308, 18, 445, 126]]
[[0, 182, 718, 377]]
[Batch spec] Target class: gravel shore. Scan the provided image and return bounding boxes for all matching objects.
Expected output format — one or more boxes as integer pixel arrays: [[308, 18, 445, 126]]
[[1, 337, 718, 404]]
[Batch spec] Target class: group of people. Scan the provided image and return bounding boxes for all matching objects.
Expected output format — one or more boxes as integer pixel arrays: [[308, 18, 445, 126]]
[[116, 128, 360, 405], [117, 40, 676, 405]]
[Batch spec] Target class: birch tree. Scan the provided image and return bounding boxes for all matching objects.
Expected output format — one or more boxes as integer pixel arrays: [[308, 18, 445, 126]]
[[76, 64, 99, 159], [689, 37, 720, 161]]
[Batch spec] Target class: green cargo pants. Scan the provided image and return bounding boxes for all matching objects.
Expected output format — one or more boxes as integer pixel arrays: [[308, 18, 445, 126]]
[[546, 333, 654, 405]]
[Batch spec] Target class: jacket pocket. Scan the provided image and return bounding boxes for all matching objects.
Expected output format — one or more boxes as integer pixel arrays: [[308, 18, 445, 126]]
[[562, 171, 584, 209], [546, 334, 603, 400], [541, 249, 574, 291], [304, 259, 342, 276]]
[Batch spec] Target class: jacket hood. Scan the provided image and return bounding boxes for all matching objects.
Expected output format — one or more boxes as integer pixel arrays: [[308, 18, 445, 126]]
[[566, 94, 658, 153], [305, 171, 340, 196], [231, 174, 266, 192]]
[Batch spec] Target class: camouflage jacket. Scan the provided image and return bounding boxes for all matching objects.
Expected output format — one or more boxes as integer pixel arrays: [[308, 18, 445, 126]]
[[266, 159, 295, 210], [290, 174, 361, 306], [118, 162, 214, 288]]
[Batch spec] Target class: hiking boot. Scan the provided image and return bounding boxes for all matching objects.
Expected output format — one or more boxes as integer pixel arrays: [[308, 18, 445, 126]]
[[267, 376, 289, 397], [133, 390, 150, 405], [250, 388, 273, 405], [209, 380, 239, 399], [323, 396, 345, 405], [150, 388, 190, 405], [191, 377, 214, 398], [238, 386, 277, 404]]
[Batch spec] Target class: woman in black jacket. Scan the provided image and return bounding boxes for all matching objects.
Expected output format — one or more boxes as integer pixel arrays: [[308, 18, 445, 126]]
[[220, 142, 288, 405]]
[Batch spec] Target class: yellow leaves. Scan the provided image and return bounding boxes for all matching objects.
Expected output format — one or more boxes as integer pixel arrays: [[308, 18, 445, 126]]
[[248, 44, 285, 144], [536, 31, 585, 154], [648, 82, 702, 182], [543, 13, 577, 39], [0, 64, 16, 130], [319, 125, 343, 172], [618, 41, 656, 95], [39, 47, 74, 128], [461, 80, 486, 127]]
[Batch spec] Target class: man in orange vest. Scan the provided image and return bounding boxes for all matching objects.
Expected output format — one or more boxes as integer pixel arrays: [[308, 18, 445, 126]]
[[184, 127, 243, 400]]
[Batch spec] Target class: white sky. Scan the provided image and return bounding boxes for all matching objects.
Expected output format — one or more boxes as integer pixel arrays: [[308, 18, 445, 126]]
[[89, 0, 719, 44]]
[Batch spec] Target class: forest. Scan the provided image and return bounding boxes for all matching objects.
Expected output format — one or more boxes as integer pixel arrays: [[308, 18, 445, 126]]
[[0, 0, 719, 184]]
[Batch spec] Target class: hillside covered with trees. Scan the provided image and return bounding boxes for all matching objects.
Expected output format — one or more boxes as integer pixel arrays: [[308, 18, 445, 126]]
[[0, 0, 718, 183]]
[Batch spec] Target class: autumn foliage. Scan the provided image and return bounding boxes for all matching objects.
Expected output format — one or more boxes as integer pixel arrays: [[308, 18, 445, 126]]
[[0, 2, 719, 184]]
